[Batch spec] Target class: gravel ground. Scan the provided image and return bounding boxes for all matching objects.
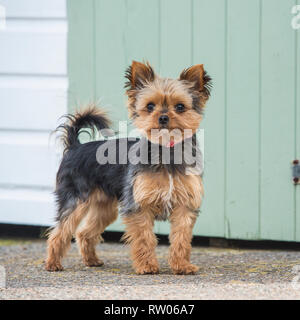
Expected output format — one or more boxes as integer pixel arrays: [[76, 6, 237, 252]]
[[0, 238, 300, 299]]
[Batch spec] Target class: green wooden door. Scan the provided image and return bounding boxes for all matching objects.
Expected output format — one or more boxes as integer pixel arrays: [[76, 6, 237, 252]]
[[68, 0, 300, 242]]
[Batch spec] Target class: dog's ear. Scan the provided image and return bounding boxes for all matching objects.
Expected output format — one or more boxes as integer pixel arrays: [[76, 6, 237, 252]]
[[180, 64, 212, 98], [125, 61, 155, 91]]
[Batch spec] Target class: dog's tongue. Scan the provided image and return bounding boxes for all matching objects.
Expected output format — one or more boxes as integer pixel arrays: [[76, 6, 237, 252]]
[[166, 140, 175, 148]]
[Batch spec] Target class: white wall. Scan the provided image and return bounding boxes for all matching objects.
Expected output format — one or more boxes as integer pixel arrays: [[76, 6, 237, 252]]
[[0, 0, 68, 226]]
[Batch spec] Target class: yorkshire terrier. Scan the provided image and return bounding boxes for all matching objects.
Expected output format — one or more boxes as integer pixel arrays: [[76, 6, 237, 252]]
[[45, 61, 211, 275]]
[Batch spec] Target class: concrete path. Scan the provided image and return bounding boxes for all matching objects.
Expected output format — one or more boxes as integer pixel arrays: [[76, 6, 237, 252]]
[[0, 238, 300, 299]]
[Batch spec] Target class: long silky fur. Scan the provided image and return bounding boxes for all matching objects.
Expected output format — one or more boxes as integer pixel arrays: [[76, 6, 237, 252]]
[[55, 104, 111, 154]]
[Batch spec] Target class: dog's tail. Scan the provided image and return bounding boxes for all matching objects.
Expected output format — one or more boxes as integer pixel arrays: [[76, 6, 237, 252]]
[[56, 104, 111, 153]]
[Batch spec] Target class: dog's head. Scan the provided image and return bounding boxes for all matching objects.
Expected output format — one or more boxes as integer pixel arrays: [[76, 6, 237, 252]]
[[125, 61, 212, 145]]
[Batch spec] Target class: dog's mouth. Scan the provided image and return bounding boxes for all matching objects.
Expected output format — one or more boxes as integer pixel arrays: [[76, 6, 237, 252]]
[[144, 128, 188, 147], [159, 124, 169, 130]]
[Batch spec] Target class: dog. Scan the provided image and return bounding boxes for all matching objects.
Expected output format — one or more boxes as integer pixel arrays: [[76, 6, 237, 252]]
[[45, 61, 211, 275]]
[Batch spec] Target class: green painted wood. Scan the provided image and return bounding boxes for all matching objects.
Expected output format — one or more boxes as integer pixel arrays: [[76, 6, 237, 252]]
[[260, 0, 296, 241], [124, 0, 160, 69], [67, 0, 96, 112], [192, 0, 226, 238], [296, 0, 300, 242], [68, 0, 300, 242], [94, 0, 128, 126], [160, 0, 192, 78], [225, 0, 260, 239]]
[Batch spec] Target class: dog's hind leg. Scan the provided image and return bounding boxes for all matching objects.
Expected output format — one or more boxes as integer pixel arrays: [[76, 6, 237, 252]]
[[75, 190, 118, 267], [45, 201, 89, 271]]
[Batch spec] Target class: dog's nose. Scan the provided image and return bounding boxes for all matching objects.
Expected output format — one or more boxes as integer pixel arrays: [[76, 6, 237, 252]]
[[159, 115, 169, 125]]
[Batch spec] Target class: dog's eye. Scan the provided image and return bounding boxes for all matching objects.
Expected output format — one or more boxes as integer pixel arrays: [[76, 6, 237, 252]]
[[175, 103, 185, 113], [147, 103, 155, 112]]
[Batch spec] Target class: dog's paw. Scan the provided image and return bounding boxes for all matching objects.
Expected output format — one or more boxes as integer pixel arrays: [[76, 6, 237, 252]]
[[171, 263, 199, 275], [84, 258, 104, 267], [135, 263, 159, 275], [45, 261, 64, 272]]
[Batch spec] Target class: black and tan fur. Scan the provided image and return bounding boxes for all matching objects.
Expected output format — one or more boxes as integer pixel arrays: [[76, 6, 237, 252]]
[[45, 61, 211, 275]]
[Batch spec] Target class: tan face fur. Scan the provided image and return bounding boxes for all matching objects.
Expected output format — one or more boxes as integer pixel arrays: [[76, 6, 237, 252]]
[[125, 61, 211, 145]]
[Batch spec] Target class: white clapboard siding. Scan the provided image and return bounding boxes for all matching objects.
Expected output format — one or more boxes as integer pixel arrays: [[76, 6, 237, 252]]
[[0, 188, 56, 226], [0, 20, 67, 75], [0, 76, 68, 130], [2, 0, 66, 18], [0, 131, 61, 187], [0, 1, 67, 226]]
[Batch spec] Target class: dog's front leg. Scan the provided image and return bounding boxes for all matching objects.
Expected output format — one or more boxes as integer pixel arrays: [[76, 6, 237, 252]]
[[122, 210, 159, 275], [168, 207, 199, 275]]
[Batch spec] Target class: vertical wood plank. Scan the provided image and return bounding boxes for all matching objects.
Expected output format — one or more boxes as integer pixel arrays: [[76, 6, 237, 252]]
[[260, 0, 296, 241], [94, 0, 127, 124], [296, 0, 300, 241], [67, 0, 95, 112], [160, 0, 192, 78], [124, 0, 160, 68], [225, 0, 260, 239], [192, 0, 226, 238]]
